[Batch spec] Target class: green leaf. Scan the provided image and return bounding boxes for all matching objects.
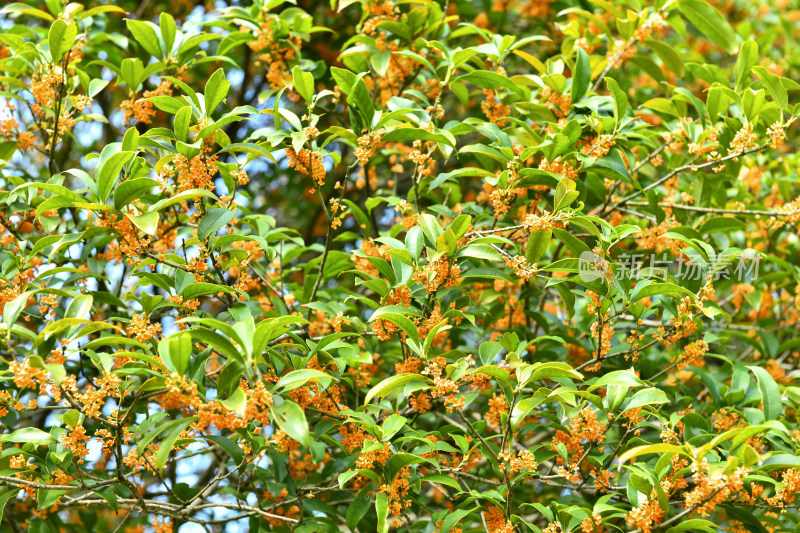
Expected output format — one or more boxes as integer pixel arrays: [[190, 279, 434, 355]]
[[97, 151, 134, 203], [554, 177, 579, 212], [0, 427, 55, 446], [368, 308, 420, 343], [364, 374, 431, 405], [182, 282, 234, 300], [148, 188, 219, 213], [347, 78, 375, 128], [272, 400, 309, 448], [571, 47, 591, 102], [696, 425, 768, 460], [330, 66, 356, 95], [646, 39, 684, 77], [735, 40, 758, 91], [677, 0, 738, 53], [604, 77, 628, 130], [381, 127, 454, 148], [122, 127, 139, 152], [174, 106, 192, 142], [699, 217, 747, 234], [470, 366, 512, 388], [148, 95, 184, 114], [159, 331, 192, 375], [381, 413, 408, 440], [624, 387, 669, 411], [459, 143, 508, 163], [617, 443, 687, 466], [514, 49, 546, 73], [665, 519, 719, 533], [762, 453, 800, 471], [220, 386, 246, 417], [752, 66, 788, 110], [436, 228, 458, 256], [418, 213, 444, 243], [439, 509, 472, 533], [525, 228, 553, 265], [48, 19, 77, 63], [37, 488, 66, 510], [204, 68, 230, 116], [88, 78, 110, 98], [386, 453, 433, 480], [154, 417, 196, 471], [292, 66, 314, 104], [456, 70, 524, 96], [4, 292, 29, 336], [205, 435, 245, 465], [0, 490, 18, 523], [125, 19, 163, 58], [376, 492, 389, 533], [457, 243, 504, 262], [587, 369, 644, 391], [748, 365, 782, 420], [721, 507, 768, 533], [346, 489, 371, 531], [274, 369, 336, 392], [630, 282, 695, 302], [114, 178, 162, 210], [461, 267, 514, 282], [198, 208, 235, 242], [66, 294, 92, 320], [159, 13, 176, 54], [126, 211, 159, 237], [76, 5, 125, 18], [525, 361, 583, 382], [342, 199, 371, 237]]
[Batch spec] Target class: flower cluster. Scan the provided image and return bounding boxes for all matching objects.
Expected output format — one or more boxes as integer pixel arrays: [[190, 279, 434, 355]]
[[286, 147, 326, 189], [413, 256, 461, 293]]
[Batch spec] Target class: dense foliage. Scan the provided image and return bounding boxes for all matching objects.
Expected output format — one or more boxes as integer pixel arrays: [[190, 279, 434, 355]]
[[0, 0, 799, 531]]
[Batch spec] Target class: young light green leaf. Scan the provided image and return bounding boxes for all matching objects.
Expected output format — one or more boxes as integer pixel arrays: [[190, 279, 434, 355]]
[[272, 400, 309, 448], [48, 19, 77, 63], [456, 70, 524, 96], [159, 13, 176, 55], [125, 19, 163, 58], [274, 369, 336, 392], [364, 374, 431, 405], [292, 66, 314, 104], [174, 106, 192, 142], [126, 211, 159, 237], [0, 427, 55, 446], [624, 387, 669, 411], [159, 331, 192, 375], [376, 492, 389, 533], [616, 443, 688, 468], [381, 127, 454, 148], [204, 68, 230, 116]]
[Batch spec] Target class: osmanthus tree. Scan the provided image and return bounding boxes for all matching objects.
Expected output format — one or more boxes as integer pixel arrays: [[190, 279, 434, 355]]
[[1, 0, 800, 531]]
